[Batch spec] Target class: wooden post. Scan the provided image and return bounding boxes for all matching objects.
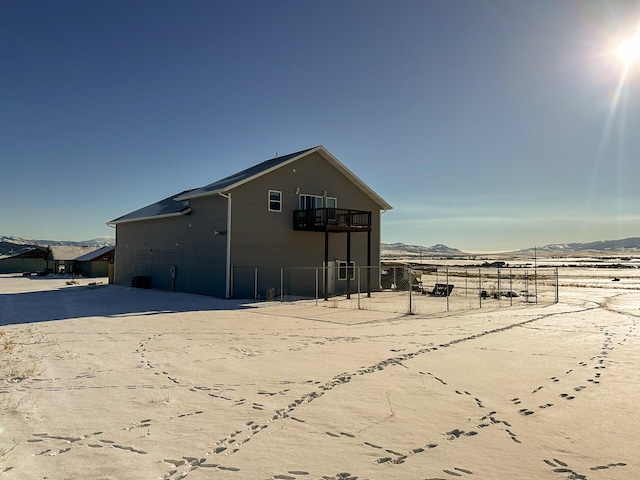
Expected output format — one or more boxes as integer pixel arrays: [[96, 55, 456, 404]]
[[324, 229, 329, 300]]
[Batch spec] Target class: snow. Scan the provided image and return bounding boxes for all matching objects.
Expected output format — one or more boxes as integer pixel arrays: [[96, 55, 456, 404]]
[[0, 271, 638, 479]]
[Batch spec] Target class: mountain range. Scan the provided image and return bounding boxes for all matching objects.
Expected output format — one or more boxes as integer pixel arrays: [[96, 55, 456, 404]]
[[0, 236, 115, 256], [2, 235, 640, 258], [381, 237, 640, 258]]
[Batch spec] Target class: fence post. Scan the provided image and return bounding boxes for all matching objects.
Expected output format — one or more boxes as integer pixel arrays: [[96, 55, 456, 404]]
[[446, 267, 449, 312], [357, 267, 361, 310], [509, 269, 513, 306], [478, 268, 482, 308], [230, 265, 234, 299], [254, 268, 258, 300], [555, 267, 559, 303], [280, 268, 283, 303], [408, 266, 413, 314], [315, 267, 319, 306]]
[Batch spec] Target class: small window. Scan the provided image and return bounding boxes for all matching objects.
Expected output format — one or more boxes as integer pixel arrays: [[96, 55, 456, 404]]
[[326, 197, 337, 208], [338, 261, 356, 280], [268, 190, 282, 212]]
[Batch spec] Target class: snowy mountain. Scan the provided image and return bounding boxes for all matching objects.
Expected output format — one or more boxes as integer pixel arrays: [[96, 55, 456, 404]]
[[0, 236, 115, 256], [381, 242, 466, 258], [518, 237, 640, 254]]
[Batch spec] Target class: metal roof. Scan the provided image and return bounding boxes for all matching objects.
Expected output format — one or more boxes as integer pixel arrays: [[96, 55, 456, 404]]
[[74, 246, 115, 262], [0, 246, 47, 260], [47, 246, 103, 261], [108, 190, 192, 225], [175, 147, 317, 200]]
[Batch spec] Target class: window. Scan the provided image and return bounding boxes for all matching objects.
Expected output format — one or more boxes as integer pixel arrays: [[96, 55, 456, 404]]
[[268, 190, 282, 212], [326, 197, 337, 208], [338, 261, 356, 280], [299, 194, 323, 210]]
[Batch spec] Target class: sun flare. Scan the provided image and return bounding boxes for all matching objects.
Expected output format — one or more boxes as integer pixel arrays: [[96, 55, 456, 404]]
[[616, 36, 640, 66]]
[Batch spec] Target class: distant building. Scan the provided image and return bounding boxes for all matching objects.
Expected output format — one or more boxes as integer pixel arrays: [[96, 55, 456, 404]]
[[0, 245, 114, 276], [108, 146, 392, 298], [73, 246, 115, 277], [0, 247, 48, 274]]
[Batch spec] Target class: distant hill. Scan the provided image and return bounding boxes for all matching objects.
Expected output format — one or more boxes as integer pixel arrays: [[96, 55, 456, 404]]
[[0, 236, 115, 256], [519, 237, 640, 254], [382, 237, 640, 259], [382, 242, 465, 258]]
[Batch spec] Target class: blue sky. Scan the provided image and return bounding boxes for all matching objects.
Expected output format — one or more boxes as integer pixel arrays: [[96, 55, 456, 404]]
[[1, 1, 639, 251]]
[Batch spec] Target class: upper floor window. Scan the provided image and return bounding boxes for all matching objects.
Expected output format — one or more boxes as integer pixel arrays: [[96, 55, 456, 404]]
[[299, 194, 323, 210], [299, 194, 337, 209], [268, 190, 282, 212]]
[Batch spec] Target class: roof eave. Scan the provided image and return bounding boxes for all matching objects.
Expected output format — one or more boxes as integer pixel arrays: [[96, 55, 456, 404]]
[[107, 208, 192, 227], [314, 147, 393, 211]]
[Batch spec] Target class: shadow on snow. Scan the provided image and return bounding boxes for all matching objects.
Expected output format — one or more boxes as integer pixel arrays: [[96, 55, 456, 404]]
[[0, 283, 257, 326]]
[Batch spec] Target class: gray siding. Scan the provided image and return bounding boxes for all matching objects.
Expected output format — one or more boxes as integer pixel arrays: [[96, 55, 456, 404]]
[[229, 151, 382, 297], [114, 195, 228, 296], [113, 150, 386, 299]]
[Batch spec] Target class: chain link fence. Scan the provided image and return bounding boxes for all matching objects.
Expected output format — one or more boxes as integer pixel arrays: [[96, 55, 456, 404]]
[[230, 265, 559, 314]]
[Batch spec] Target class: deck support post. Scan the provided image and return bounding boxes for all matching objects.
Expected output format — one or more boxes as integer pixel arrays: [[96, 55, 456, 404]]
[[346, 231, 351, 299], [324, 229, 329, 300], [367, 229, 371, 297]]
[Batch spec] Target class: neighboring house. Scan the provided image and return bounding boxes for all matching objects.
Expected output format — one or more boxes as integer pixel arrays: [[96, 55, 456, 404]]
[[0, 245, 114, 276], [73, 246, 115, 277], [46, 246, 107, 275], [108, 145, 392, 299], [0, 247, 48, 274]]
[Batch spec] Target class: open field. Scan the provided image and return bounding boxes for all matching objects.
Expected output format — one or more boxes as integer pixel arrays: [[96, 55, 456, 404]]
[[0, 270, 639, 479]]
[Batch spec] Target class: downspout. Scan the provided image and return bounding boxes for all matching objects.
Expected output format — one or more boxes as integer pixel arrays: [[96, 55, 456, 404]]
[[219, 192, 232, 298]]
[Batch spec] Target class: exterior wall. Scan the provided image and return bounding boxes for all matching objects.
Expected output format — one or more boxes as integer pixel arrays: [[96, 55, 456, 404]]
[[112, 151, 386, 299], [229, 151, 383, 298], [114, 194, 228, 296], [75, 261, 112, 277], [0, 249, 48, 274], [0, 257, 47, 274]]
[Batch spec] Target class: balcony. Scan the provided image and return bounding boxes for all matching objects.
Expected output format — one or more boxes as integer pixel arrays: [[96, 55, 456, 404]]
[[294, 208, 372, 232]]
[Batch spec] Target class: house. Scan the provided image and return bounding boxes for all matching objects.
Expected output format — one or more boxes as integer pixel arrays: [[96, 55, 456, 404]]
[[0, 245, 115, 276], [108, 146, 392, 299], [44, 245, 116, 276], [73, 246, 115, 277], [0, 246, 48, 274]]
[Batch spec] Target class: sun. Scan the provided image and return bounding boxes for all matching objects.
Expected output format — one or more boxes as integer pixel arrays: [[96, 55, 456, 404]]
[[616, 35, 640, 67]]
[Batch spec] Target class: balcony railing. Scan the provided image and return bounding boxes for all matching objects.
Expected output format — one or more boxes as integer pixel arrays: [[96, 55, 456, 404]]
[[293, 208, 372, 232]]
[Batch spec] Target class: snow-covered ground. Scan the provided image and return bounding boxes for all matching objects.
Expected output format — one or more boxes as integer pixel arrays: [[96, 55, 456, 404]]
[[0, 272, 638, 479]]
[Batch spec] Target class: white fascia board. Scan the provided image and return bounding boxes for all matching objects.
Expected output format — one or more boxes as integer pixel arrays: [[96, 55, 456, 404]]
[[106, 208, 192, 227], [316, 147, 393, 211]]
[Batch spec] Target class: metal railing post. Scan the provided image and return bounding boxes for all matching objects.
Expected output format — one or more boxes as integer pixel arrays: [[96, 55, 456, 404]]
[[509, 269, 513, 306], [254, 268, 258, 300], [408, 266, 413, 314], [446, 267, 449, 312], [478, 268, 482, 308], [230, 265, 234, 299], [357, 267, 361, 310], [280, 268, 283, 303]]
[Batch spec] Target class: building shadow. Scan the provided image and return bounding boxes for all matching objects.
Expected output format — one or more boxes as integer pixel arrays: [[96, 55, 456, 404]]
[[0, 283, 255, 326]]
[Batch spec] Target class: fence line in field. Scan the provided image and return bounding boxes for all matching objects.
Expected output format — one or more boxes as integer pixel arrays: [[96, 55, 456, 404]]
[[230, 265, 559, 315]]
